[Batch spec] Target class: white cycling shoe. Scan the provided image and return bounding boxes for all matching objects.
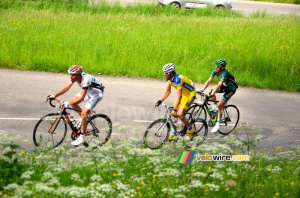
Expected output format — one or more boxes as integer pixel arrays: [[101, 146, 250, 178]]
[[71, 134, 85, 146], [211, 122, 220, 133]]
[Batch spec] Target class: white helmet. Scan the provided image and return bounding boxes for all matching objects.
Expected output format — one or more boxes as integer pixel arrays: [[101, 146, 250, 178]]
[[68, 65, 83, 75], [162, 63, 175, 74]]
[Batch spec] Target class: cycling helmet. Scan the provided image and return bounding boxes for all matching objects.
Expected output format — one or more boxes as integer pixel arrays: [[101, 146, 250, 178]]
[[68, 65, 83, 75], [215, 59, 227, 67], [162, 63, 175, 74]]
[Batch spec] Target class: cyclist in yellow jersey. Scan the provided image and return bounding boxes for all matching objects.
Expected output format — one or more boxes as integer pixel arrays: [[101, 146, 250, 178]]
[[155, 63, 196, 141]]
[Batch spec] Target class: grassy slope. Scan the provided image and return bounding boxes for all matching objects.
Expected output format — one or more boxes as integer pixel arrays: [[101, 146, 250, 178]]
[[0, 1, 299, 91]]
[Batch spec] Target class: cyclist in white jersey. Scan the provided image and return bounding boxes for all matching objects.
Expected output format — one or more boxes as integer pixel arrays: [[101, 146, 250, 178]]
[[48, 65, 104, 146]]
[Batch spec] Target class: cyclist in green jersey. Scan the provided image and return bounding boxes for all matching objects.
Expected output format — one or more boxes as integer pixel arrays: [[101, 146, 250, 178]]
[[199, 59, 238, 133]]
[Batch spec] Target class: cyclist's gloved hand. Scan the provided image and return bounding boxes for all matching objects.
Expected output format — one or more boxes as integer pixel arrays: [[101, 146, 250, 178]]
[[48, 94, 55, 100], [171, 109, 177, 116], [155, 100, 162, 107], [205, 94, 212, 100], [63, 102, 70, 108]]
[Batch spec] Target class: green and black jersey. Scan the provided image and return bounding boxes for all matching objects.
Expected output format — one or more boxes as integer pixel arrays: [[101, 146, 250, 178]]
[[210, 69, 238, 91]]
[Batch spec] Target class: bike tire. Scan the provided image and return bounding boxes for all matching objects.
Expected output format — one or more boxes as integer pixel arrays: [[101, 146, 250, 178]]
[[185, 118, 208, 148], [218, 105, 240, 135], [143, 119, 170, 149], [186, 104, 207, 122], [83, 114, 112, 147], [33, 113, 67, 148]]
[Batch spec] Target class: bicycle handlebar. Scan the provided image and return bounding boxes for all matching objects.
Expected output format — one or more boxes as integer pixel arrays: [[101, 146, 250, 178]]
[[46, 98, 82, 113]]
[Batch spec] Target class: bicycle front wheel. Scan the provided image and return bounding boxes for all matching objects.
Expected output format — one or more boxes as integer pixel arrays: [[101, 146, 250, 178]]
[[185, 118, 208, 148], [218, 105, 240, 135], [143, 119, 170, 149], [84, 114, 112, 147], [33, 113, 67, 148]]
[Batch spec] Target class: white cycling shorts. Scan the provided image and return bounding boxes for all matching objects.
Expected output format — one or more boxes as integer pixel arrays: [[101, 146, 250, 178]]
[[76, 90, 103, 110]]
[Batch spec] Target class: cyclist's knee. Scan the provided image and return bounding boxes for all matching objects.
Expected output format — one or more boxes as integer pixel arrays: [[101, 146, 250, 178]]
[[81, 109, 89, 119]]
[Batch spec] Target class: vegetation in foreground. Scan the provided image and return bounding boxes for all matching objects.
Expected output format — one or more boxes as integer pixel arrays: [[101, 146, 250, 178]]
[[0, 124, 299, 197], [0, 0, 299, 91]]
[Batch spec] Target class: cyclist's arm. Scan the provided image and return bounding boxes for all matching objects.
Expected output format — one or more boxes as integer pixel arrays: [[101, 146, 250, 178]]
[[211, 80, 223, 96], [173, 88, 182, 110], [70, 88, 87, 105], [201, 77, 213, 91], [160, 84, 171, 102], [54, 81, 74, 98]]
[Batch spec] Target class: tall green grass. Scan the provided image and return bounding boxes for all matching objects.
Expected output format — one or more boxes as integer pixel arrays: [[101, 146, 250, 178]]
[[0, 0, 299, 91]]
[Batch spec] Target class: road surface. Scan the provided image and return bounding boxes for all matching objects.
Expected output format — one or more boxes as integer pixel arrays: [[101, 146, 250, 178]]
[[0, 69, 299, 150]]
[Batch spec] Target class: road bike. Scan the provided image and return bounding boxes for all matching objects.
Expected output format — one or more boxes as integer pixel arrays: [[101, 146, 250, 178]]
[[33, 98, 112, 148], [186, 91, 240, 135], [143, 103, 208, 149]]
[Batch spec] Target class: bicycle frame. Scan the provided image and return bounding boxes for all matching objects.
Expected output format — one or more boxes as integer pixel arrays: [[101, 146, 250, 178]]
[[48, 98, 97, 138], [193, 94, 218, 122], [155, 103, 176, 137]]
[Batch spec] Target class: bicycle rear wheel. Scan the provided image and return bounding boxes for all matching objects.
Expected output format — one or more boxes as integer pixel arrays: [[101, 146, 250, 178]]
[[84, 114, 112, 147], [33, 113, 67, 148], [143, 119, 170, 149], [218, 105, 240, 135], [186, 104, 207, 121], [185, 118, 208, 148]]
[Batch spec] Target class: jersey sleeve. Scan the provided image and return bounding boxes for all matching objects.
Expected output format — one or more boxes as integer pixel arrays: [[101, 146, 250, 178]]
[[210, 69, 217, 78], [174, 75, 183, 89]]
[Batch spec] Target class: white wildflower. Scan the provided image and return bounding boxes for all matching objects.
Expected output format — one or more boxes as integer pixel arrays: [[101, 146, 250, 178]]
[[272, 166, 282, 173], [71, 173, 83, 183], [95, 183, 115, 193], [35, 183, 56, 194], [90, 174, 102, 182], [226, 167, 238, 177], [189, 180, 204, 188], [20, 170, 35, 180], [208, 183, 220, 191], [210, 172, 224, 180], [4, 183, 19, 190], [193, 172, 206, 177]]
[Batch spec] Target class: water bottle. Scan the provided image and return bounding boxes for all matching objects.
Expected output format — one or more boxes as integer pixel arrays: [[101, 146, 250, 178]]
[[212, 103, 218, 113], [174, 120, 179, 129], [70, 116, 76, 126], [171, 121, 178, 135]]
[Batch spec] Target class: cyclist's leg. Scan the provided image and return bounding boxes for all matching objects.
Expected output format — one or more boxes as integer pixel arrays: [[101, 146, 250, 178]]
[[81, 91, 103, 135], [219, 88, 236, 119], [69, 92, 89, 115], [177, 91, 196, 137], [211, 88, 235, 133], [72, 91, 103, 145]]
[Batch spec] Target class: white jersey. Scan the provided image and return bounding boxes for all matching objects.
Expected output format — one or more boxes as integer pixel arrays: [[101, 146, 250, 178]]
[[77, 73, 103, 93], [75, 72, 104, 110]]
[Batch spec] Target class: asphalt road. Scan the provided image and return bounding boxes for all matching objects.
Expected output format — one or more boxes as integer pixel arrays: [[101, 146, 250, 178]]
[[106, 0, 300, 16], [0, 69, 299, 150]]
